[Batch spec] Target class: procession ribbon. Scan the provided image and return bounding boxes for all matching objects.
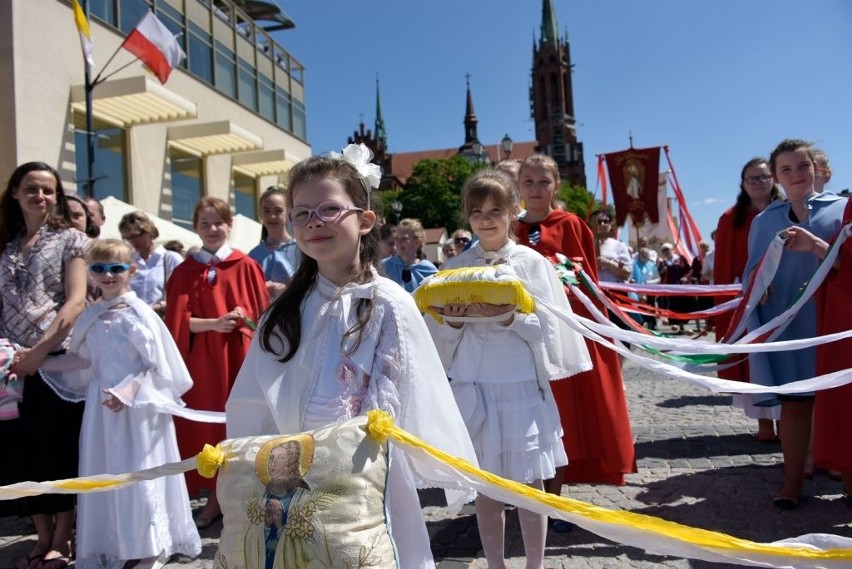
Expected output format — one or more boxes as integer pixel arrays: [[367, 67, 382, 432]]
[[721, 232, 788, 343], [365, 412, 852, 569], [540, 296, 852, 394], [734, 223, 850, 346], [554, 255, 654, 337], [565, 277, 732, 364], [599, 281, 742, 297], [3, 413, 851, 569], [605, 290, 739, 320]]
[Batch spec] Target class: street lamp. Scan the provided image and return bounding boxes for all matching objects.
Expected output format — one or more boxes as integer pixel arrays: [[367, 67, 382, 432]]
[[391, 200, 402, 223], [501, 134, 513, 160]]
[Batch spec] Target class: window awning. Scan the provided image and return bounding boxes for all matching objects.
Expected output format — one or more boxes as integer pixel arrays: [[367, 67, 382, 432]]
[[232, 149, 296, 178], [71, 76, 197, 128], [168, 121, 263, 156]]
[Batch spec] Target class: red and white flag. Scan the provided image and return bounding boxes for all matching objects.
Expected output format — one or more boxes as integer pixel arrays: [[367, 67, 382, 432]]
[[121, 10, 186, 83]]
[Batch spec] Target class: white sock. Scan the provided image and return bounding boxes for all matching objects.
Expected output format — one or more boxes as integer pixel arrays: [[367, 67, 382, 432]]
[[475, 493, 506, 569], [519, 480, 546, 569]]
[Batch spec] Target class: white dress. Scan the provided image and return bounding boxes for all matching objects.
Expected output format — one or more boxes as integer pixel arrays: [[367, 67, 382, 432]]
[[434, 241, 593, 482], [43, 293, 201, 569], [226, 271, 478, 569]]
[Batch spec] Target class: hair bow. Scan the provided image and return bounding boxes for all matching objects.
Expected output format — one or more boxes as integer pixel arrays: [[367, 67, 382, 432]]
[[330, 143, 382, 193]]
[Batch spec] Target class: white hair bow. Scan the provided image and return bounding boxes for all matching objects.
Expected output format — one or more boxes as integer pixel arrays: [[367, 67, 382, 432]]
[[330, 143, 382, 193]]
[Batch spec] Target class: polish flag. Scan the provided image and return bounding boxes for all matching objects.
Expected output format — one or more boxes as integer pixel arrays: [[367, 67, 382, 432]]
[[121, 10, 186, 83]]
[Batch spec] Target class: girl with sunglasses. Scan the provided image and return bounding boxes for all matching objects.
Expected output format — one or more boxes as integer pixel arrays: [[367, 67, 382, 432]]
[[164, 197, 268, 528], [41, 239, 200, 569], [227, 145, 477, 569]]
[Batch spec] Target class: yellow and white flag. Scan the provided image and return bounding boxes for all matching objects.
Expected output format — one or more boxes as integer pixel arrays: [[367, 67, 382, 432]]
[[72, 0, 94, 72]]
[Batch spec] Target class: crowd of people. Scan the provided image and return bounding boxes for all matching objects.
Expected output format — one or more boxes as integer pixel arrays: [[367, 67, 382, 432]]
[[0, 137, 849, 569]]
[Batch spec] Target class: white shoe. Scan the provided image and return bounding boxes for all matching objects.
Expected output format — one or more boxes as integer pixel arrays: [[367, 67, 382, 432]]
[[135, 552, 169, 569]]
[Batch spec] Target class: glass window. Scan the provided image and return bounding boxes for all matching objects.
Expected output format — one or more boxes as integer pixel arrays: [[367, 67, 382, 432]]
[[214, 41, 236, 98], [233, 174, 256, 219], [292, 99, 306, 141], [290, 63, 304, 84], [188, 22, 213, 82], [74, 123, 127, 201], [170, 153, 203, 229], [119, 0, 153, 34], [276, 87, 291, 132], [89, 0, 117, 26], [155, 2, 185, 65], [258, 75, 274, 122], [238, 58, 257, 110]]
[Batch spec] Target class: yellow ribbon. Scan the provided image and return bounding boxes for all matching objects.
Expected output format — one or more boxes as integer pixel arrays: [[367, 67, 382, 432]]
[[196, 443, 225, 478], [366, 409, 393, 445]]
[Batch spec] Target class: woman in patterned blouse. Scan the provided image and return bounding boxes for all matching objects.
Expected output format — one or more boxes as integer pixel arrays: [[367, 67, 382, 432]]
[[0, 162, 90, 569]]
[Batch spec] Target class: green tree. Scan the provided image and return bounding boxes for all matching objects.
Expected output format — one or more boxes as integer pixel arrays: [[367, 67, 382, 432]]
[[399, 157, 481, 232], [374, 189, 403, 224], [557, 183, 595, 219]]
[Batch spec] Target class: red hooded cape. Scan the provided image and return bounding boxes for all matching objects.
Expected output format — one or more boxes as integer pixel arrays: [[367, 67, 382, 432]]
[[164, 251, 268, 494], [515, 210, 636, 485]]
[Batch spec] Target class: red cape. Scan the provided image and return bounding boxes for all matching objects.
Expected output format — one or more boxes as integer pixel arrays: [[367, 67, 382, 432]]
[[813, 198, 852, 472], [712, 206, 757, 381], [164, 250, 269, 494], [514, 210, 636, 485]]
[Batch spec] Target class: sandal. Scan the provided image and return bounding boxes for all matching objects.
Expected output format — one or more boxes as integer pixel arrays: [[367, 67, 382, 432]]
[[773, 495, 799, 511], [194, 511, 222, 530], [37, 554, 70, 569], [15, 554, 43, 569]]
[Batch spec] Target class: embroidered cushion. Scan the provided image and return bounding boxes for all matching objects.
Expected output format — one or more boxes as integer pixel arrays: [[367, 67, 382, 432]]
[[213, 416, 398, 569], [414, 265, 536, 323]]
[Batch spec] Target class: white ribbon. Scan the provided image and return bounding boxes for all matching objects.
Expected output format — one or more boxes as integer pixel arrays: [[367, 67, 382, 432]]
[[330, 143, 382, 191]]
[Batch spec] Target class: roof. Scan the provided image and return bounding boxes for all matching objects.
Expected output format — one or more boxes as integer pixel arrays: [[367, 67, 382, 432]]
[[423, 227, 448, 245], [387, 140, 539, 184]]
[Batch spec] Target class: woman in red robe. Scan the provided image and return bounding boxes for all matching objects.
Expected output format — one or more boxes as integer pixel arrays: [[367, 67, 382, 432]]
[[514, 154, 635, 488], [713, 157, 781, 441], [165, 197, 268, 528], [785, 198, 852, 503]]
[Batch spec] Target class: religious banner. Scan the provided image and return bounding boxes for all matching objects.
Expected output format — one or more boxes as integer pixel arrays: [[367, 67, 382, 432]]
[[604, 146, 661, 225]]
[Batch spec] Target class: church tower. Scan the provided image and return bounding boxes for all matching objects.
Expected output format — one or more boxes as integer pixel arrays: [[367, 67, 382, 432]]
[[457, 75, 488, 165], [347, 78, 391, 184], [530, 0, 586, 187]]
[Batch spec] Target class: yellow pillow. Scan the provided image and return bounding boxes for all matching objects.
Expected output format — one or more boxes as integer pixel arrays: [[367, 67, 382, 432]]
[[414, 266, 536, 323], [213, 416, 398, 569]]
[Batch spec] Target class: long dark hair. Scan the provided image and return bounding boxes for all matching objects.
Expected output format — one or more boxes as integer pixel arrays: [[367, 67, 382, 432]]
[[259, 155, 380, 363], [65, 194, 100, 238], [258, 186, 287, 242], [733, 157, 782, 229], [0, 162, 71, 254]]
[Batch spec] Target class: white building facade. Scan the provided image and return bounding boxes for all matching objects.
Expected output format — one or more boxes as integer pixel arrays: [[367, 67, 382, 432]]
[[0, 0, 310, 229]]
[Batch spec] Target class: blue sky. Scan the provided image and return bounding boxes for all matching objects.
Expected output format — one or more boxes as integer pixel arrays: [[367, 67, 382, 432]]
[[273, 0, 852, 239]]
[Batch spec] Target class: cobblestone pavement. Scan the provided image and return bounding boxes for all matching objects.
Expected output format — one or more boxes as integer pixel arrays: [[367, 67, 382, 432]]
[[2, 341, 851, 568]]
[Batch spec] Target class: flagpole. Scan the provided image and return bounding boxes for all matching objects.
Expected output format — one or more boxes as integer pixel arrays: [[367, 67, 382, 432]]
[[83, 0, 95, 198]]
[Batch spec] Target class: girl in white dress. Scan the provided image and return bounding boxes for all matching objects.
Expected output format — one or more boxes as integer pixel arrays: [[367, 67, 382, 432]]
[[42, 240, 200, 569], [430, 170, 591, 569], [226, 144, 478, 569]]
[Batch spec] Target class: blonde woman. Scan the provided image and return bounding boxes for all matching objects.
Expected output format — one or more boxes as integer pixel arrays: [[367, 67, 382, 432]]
[[380, 218, 437, 292]]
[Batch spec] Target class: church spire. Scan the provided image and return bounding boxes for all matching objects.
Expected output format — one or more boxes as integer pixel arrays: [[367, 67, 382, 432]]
[[540, 0, 559, 46], [374, 77, 387, 148], [463, 73, 479, 144]]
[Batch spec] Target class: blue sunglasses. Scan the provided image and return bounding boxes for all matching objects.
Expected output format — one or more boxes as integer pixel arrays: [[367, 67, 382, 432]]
[[89, 263, 131, 274]]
